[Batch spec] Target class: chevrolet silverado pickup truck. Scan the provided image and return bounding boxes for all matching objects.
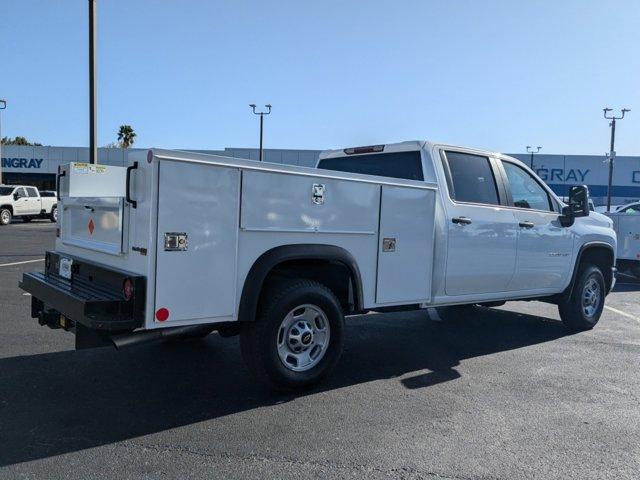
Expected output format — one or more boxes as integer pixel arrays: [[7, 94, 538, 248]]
[[20, 142, 617, 390], [0, 185, 58, 225]]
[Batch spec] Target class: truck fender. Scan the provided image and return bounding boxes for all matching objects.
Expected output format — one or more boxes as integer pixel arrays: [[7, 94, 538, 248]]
[[564, 242, 615, 297], [238, 244, 364, 322]]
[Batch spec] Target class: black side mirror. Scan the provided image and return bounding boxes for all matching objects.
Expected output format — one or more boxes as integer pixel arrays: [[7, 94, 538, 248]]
[[13, 193, 19, 201], [560, 185, 589, 227]]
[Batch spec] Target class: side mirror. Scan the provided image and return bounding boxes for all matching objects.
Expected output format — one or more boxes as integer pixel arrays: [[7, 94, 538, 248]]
[[560, 185, 590, 227], [13, 193, 19, 201]]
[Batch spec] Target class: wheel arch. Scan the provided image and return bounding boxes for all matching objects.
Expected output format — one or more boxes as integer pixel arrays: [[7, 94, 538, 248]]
[[565, 242, 615, 297], [238, 244, 364, 322], [0, 204, 14, 214]]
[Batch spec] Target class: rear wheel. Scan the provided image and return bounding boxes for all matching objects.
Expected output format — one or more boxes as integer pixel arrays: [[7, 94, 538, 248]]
[[0, 208, 12, 225], [240, 279, 344, 391], [50, 206, 58, 223], [558, 264, 605, 331]]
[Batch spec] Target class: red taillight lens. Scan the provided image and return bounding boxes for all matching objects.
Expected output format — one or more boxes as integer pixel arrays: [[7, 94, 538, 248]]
[[123, 278, 134, 301]]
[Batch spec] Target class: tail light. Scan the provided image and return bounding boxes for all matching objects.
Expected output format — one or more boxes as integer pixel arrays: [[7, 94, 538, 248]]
[[123, 278, 134, 301]]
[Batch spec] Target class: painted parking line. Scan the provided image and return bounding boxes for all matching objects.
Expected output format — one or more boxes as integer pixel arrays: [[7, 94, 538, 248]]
[[604, 305, 640, 324], [0, 258, 44, 268]]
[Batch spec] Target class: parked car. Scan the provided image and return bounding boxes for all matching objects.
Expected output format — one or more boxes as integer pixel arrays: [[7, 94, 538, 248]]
[[20, 143, 617, 390], [0, 185, 58, 225]]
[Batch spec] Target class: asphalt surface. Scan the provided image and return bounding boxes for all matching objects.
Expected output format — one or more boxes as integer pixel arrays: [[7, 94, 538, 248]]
[[0, 220, 639, 479]]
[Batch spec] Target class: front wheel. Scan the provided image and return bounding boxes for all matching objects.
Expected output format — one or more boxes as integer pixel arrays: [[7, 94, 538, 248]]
[[240, 279, 344, 391], [0, 208, 12, 225], [558, 264, 605, 331]]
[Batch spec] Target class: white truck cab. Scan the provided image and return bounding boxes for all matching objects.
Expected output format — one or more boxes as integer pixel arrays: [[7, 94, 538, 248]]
[[20, 141, 616, 390], [0, 185, 58, 224]]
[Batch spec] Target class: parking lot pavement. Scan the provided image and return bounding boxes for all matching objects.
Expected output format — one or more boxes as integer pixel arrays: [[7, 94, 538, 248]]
[[0, 224, 639, 480]]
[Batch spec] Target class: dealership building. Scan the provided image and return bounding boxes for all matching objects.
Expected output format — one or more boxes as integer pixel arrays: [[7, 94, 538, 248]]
[[2, 144, 640, 206]]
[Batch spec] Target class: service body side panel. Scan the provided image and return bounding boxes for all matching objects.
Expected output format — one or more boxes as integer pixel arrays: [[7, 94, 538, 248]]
[[376, 185, 435, 304], [240, 170, 379, 234], [239, 169, 381, 309], [154, 160, 240, 325]]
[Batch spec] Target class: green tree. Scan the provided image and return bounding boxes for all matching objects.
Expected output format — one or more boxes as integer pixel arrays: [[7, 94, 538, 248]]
[[117, 125, 137, 149], [1, 136, 42, 146]]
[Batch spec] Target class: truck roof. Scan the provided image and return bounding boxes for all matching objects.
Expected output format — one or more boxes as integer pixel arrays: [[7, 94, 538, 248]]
[[318, 140, 521, 165]]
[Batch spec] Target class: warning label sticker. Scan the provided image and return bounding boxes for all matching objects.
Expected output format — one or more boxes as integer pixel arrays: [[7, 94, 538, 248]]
[[73, 163, 89, 174]]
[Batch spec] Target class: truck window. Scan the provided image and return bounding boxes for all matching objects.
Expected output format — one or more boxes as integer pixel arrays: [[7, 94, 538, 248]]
[[501, 161, 553, 211], [26, 187, 39, 198], [317, 151, 424, 181], [443, 151, 499, 205], [15, 188, 27, 198]]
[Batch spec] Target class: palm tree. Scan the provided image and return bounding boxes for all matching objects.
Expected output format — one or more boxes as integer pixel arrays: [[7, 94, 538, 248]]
[[117, 125, 137, 149]]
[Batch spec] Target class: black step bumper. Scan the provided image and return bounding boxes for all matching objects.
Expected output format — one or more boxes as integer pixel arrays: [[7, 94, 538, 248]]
[[19, 252, 145, 332]]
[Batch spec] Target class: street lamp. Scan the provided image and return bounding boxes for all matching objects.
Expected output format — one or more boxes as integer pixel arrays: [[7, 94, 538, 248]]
[[89, 0, 98, 164], [526, 145, 542, 169], [603, 108, 631, 212], [0, 99, 6, 184], [249, 103, 272, 162]]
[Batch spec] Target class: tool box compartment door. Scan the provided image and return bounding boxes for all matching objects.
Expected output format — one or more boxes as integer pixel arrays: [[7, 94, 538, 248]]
[[154, 161, 240, 325]]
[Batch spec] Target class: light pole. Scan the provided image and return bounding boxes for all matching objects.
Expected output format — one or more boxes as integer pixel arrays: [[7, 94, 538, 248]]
[[249, 103, 271, 162], [0, 99, 6, 184], [89, 0, 98, 164], [603, 108, 630, 212], [526, 145, 541, 169]]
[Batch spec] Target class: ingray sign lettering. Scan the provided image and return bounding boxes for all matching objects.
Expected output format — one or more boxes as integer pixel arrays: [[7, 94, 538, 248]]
[[1, 158, 44, 169]]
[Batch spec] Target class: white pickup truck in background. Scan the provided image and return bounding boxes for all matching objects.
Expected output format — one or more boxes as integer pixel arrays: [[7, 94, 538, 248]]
[[20, 141, 617, 390], [0, 185, 58, 225]]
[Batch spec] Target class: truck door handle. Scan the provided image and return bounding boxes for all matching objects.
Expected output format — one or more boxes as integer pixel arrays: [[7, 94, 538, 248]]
[[452, 216, 472, 225], [519, 221, 535, 229], [126, 161, 138, 209]]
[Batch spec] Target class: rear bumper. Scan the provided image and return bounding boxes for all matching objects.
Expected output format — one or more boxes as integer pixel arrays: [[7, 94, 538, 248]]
[[19, 252, 145, 332]]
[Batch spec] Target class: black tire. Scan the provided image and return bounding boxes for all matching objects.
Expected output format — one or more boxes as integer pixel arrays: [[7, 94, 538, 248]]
[[50, 206, 57, 223], [558, 264, 605, 331], [22, 216, 33, 223], [0, 208, 12, 226], [240, 279, 345, 391]]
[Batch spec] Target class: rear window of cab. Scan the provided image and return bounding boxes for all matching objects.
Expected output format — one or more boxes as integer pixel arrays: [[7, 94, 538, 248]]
[[317, 151, 424, 181]]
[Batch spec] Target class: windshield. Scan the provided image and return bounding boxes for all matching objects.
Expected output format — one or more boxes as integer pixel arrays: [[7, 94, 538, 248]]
[[0, 187, 14, 196]]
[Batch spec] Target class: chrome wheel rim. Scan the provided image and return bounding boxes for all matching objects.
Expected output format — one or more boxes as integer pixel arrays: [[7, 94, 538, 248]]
[[1, 210, 9, 224], [582, 278, 601, 318], [53, 208, 58, 222], [277, 304, 330, 372]]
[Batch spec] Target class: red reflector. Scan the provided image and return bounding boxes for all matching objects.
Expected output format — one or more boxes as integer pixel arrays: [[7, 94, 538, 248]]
[[155, 308, 169, 322], [343, 144, 385, 155], [123, 278, 134, 301]]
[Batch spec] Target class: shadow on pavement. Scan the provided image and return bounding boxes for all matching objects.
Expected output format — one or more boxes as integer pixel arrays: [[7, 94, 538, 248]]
[[0, 306, 570, 466]]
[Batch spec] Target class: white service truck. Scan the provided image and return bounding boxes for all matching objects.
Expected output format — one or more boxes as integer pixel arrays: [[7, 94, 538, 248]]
[[605, 203, 640, 277], [20, 142, 617, 390], [0, 185, 58, 225]]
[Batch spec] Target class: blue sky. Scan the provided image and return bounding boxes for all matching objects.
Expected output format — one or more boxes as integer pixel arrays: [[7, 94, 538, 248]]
[[1, 0, 639, 154]]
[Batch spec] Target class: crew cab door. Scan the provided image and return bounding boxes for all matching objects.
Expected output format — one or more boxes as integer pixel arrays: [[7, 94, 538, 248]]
[[13, 188, 31, 215], [24, 187, 42, 214], [498, 160, 574, 291], [441, 150, 518, 295]]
